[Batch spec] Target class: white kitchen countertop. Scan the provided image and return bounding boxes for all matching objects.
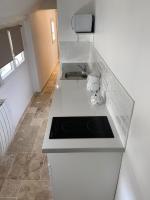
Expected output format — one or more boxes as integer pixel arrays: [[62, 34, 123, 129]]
[[42, 80, 124, 153]]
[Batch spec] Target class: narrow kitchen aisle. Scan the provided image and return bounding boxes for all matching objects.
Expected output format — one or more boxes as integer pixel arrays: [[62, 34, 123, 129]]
[[0, 65, 59, 200]]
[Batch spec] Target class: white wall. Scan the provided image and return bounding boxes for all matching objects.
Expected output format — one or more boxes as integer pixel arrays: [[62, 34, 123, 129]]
[[30, 9, 59, 90], [57, 0, 94, 63], [90, 47, 134, 147], [0, 22, 34, 132], [23, 19, 40, 92], [0, 0, 39, 26], [60, 41, 92, 63], [94, 0, 150, 199], [57, 0, 95, 41], [0, 61, 33, 129]]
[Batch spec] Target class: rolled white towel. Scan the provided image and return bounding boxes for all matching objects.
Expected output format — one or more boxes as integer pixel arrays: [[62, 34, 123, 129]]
[[87, 82, 99, 92], [90, 90, 106, 105], [87, 74, 100, 83], [87, 74, 100, 92]]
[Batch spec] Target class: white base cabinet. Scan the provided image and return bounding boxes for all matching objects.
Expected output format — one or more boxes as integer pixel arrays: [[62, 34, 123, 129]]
[[47, 152, 123, 200]]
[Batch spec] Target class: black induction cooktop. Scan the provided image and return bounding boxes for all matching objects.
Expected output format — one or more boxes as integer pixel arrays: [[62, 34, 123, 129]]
[[49, 116, 114, 139]]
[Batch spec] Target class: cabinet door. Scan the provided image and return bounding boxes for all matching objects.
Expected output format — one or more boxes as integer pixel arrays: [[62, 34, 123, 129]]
[[47, 152, 122, 200]]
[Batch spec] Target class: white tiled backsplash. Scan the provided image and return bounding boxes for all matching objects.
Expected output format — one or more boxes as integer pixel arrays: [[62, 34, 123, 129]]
[[90, 47, 134, 147], [60, 41, 93, 63], [59, 40, 134, 147]]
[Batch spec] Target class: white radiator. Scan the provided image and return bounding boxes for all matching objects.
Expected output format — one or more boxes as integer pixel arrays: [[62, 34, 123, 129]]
[[0, 99, 13, 155]]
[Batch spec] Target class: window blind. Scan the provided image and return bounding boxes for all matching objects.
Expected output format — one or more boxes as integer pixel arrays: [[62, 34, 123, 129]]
[[0, 29, 13, 69], [9, 25, 24, 56]]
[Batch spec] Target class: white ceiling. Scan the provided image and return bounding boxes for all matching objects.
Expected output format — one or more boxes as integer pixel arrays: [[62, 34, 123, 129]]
[[0, 0, 41, 27]]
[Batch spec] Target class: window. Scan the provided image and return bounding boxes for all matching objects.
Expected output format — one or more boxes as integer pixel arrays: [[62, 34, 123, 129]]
[[8, 30, 25, 68], [0, 61, 14, 80], [14, 51, 25, 67], [0, 26, 25, 80], [51, 20, 56, 43]]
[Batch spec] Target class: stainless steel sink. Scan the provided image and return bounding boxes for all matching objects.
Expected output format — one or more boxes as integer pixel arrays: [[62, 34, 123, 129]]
[[61, 63, 90, 80], [64, 72, 87, 80]]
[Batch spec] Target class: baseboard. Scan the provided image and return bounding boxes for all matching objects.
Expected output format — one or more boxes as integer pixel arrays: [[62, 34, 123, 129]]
[[40, 62, 59, 94]]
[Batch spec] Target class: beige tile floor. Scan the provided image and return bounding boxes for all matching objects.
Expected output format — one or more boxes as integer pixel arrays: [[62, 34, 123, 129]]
[[0, 66, 59, 200]]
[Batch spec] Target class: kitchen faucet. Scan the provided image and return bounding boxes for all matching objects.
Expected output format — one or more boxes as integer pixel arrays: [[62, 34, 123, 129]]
[[77, 64, 87, 75]]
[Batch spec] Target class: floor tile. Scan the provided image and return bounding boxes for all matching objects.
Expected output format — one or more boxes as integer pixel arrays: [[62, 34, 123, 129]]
[[3, 66, 59, 198], [35, 106, 49, 119], [17, 180, 52, 200], [27, 107, 37, 114], [0, 179, 21, 197], [7, 153, 28, 180], [31, 118, 44, 127], [21, 114, 34, 126], [8, 126, 39, 153], [0, 198, 16, 200], [0, 154, 15, 179], [0, 179, 5, 191], [32, 134, 44, 153], [32, 120, 48, 153], [8, 153, 44, 180], [40, 156, 49, 180]]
